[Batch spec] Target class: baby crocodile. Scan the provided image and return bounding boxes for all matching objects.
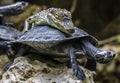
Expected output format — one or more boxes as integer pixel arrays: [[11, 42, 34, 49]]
[[23, 8, 74, 35]]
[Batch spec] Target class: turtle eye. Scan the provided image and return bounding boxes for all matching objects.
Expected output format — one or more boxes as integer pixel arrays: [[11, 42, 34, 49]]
[[21, 1, 27, 6]]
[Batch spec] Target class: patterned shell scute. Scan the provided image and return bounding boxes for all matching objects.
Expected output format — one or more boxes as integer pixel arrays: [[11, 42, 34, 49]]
[[16, 26, 98, 51], [17, 26, 67, 49]]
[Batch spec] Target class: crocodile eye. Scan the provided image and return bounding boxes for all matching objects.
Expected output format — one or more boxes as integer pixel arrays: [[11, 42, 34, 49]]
[[50, 10, 56, 15], [54, 14, 62, 20]]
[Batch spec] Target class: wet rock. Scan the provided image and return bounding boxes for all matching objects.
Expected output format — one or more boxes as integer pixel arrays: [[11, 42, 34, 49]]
[[0, 56, 94, 83]]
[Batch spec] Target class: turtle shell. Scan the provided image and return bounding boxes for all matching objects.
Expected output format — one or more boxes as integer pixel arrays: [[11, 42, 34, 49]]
[[72, 27, 98, 46], [0, 25, 20, 41], [14, 26, 98, 55]]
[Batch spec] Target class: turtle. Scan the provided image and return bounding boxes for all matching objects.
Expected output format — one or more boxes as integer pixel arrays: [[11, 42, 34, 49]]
[[23, 8, 74, 35], [0, 1, 28, 56], [0, 25, 21, 58], [4, 25, 115, 81], [0, 1, 28, 27]]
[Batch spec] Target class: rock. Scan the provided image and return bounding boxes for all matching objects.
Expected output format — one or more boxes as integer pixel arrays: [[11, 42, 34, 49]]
[[0, 54, 9, 76], [0, 56, 95, 83]]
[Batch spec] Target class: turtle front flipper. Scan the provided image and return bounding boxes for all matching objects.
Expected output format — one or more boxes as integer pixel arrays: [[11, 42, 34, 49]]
[[64, 45, 86, 80]]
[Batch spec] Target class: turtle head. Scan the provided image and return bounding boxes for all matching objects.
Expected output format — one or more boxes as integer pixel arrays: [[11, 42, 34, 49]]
[[10, 1, 28, 15], [47, 8, 74, 35], [95, 50, 115, 64]]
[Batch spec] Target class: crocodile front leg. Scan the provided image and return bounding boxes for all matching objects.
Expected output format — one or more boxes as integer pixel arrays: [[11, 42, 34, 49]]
[[22, 20, 29, 33]]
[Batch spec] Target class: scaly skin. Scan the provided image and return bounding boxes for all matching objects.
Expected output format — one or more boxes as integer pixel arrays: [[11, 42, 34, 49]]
[[0, 1, 28, 26], [23, 8, 74, 35], [0, 1, 28, 16]]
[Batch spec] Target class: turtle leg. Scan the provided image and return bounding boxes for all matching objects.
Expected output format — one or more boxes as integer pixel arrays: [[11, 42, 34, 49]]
[[64, 46, 86, 80], [4, 47, 26, 71], [14, 47, 26, 58], [79, 40, 98, 71], [85, 58, 96, 71], [4, 22, 15, 28], [80, 40, 98, 58], [0, 16, 15, 28], [0, 41, 13, 59]]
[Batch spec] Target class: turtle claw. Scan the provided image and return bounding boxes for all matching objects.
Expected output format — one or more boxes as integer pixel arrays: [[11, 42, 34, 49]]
[[0, 41, 13, 59], [6, 43, 14, 59], [66, 46, 86, 80], [6, 49, 14, 59], [4, 62, 13, 71], [73, 67, 86, 80]]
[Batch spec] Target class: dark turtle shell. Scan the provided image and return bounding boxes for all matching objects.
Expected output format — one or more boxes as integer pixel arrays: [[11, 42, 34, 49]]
[[72, 27, 98, 46], [0, 25, 20, 40], [14, 26, 98, 56]]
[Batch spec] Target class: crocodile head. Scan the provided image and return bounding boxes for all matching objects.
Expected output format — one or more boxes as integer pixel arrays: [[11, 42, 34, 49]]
[[47, 8, 74, 35], [26, 8, 75, 35], [10, 1, 29, 15]]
